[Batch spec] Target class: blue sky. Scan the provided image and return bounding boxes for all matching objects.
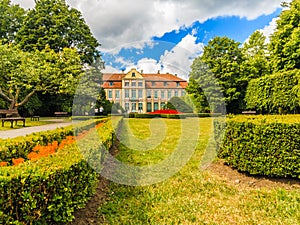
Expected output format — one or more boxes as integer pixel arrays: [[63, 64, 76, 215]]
[[12, 0, 286, 79]]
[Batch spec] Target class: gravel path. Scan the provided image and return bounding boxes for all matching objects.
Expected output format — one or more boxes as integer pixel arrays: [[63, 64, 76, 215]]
[[0, 122, 74, 139]]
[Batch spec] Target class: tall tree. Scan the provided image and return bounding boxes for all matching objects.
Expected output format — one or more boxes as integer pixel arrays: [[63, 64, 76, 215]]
[[269, 0, 300, 71], [0, 44, 83, 110], [15, 0, 100, 64], [191, 36, 245, 113], [0, 0, 26, 43], [242, 31, 270, 79], [185, 77, 210, 113]]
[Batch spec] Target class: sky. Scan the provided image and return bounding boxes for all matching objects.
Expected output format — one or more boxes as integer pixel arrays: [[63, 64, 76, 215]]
[[11, 0, 287, 80]]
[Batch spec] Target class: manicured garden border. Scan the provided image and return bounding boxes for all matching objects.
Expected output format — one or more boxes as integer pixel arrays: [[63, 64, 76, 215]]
[[215, 115, 300, 178], [0, 117, 119, 224]]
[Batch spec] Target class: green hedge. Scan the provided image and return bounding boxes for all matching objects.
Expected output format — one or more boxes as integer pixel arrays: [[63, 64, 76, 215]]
[[245, 69, 300, 114], [0, 118, 117, 224], [126, 113, 187, 119], [216, 115, 300, 178], [0, 118, 109, 164]]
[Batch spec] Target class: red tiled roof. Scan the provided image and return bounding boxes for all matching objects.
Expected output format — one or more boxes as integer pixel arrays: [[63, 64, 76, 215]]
[[102, 72, 187, 89], [142, 74, 186, 82], [102, 81, 122, 89]]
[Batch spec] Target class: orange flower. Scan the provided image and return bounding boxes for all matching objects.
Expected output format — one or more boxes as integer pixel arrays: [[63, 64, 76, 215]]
[[0, 162, 8, 167], [12, 158, 25, 166]]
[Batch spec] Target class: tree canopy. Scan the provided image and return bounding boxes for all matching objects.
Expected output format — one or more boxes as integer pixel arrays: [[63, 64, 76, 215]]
[[188, 36, 246, 113], [269, 0, 300, 71], [242, 31, 271, 79], [0, 0, 26, 43], [0, 44, 83, 110], [15, 0, 100, 64]]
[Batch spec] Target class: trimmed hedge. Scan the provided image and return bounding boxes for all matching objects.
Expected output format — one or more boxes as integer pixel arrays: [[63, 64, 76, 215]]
[[0, 117, 117, 224], [0, 118, 109, 164], [216, 115, 300, 178], [245, 69, 300, 114]]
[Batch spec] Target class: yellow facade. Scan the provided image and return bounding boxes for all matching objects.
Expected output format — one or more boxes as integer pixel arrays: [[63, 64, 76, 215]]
[[103, 68, 187, 113]]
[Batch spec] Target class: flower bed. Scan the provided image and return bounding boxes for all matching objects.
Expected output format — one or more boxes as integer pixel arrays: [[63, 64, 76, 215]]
[[0, 117, 121, 224], [149, 109, 182, 114]]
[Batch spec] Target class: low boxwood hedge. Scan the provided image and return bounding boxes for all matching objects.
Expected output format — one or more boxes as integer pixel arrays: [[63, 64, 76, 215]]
[[0, 117, 118, 224], [0, 118, 109, 164], [216, 115, 300, 178]]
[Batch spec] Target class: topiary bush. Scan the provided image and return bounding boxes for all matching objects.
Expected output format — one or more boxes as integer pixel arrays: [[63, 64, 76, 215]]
[[216, 115, 300, 178]]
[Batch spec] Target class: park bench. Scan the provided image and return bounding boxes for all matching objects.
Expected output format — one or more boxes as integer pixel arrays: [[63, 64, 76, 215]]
[[54, 111, 68, 117], [0, 109, 25, 128], [242, 111, 257, 115]]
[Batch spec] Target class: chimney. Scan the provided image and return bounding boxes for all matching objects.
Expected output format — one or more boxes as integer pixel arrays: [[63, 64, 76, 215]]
[[141, 69, 143, 74], [157, 70, 160, 74], [121, 69, 125, 74], [175, 74, 177, 77]]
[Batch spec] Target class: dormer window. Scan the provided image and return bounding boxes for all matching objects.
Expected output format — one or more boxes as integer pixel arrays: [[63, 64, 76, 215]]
[[109, 81, 114, 86], [132, 72, 136, 77], [176, 82, 180, 87]]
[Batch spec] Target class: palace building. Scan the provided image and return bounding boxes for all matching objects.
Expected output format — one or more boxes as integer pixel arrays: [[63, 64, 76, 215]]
[[102, 68, 188, 113]]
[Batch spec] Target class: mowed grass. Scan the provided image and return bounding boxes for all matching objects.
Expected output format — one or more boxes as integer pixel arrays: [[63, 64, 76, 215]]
[[99, 118, 300, 225]]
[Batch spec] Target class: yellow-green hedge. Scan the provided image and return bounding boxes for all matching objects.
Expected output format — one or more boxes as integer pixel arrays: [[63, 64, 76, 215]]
[[216, 115, 300, 178], [0, 117, 118, 224]]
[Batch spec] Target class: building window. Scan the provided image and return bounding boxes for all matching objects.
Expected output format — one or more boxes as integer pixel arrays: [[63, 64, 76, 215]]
[[152, 81, 156, 86], [174, 90, 178, 97], [164, 81, 168, 87], [115, 90, 120, 99], [161, 102, 165, 109], [176, 82, 180, 87], [132, 72, 136, 77], [181, 90, 185, 96], [109, 81, 114, 86], [131, 81, 136, 87], [125, 81, 129, 87], [147, 90, 151, 98], [108, 90, 112, 99], [168, 90, 172, 99], [154, 90, 158, 99], [131, 89, 136, 99], [138, 81, 143, 87], [138, 89, 143, 98], [161, 91, 165, 100], [147, 102, 152, 112], [154, 102, 159, 111], [125, 89, 129, 98], [131, 102, 136, 111], [138, 102, 143, 111], [125, 102, 129, 111]]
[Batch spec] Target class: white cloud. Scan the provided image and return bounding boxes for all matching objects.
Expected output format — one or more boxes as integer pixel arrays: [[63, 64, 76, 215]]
[[159, 34, 204, 80], [259, 17, 279, 43], [11, 0, 283, 51], [105, 33, 203, 80]]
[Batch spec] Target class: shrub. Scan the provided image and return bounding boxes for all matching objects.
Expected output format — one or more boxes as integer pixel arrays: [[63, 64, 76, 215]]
[[0, 117, 118, 224], [245, 69, 300, 114], [0, 118, 109, 164], [134, 114, 160, 118], [216, 115, 300, 178]]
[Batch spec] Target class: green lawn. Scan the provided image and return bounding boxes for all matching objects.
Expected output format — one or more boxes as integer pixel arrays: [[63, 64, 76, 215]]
[[98, 118, 300, 224]]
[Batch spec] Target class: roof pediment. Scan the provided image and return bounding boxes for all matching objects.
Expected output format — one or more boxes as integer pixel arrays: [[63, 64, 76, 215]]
[[123, 68, 144, 79]]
